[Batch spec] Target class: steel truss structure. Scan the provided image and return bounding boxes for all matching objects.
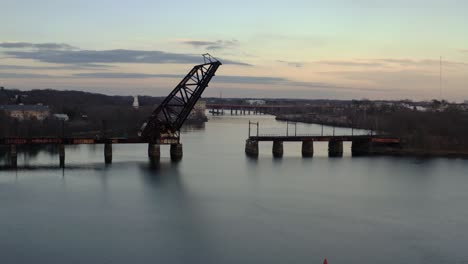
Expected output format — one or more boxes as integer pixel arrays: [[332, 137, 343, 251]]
[[139, 54, 222, 143]]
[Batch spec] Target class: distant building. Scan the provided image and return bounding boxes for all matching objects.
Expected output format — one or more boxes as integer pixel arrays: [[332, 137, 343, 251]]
[[133, 95, 140, 109], [245, 99, 266, 105], [53, 114, 70, 121], [0, 104, 50, 120]]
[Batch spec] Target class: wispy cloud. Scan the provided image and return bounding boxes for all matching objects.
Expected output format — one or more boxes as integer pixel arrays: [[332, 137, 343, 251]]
[[73, 72, 180, 79], [0, 72, 55, 78], [3, 48, 250, 66], [0, 63, 112, 70], [72, 73, 284, 83], [315, 60, 384, 67], [0, 42, 250, 66], [0, 42, 77, 50], [180, 39, 240, 50], [72, 72, 389, 92], [277, 60, 304, 68], [310, 58, 468, 68], [376, 58, 468, 67]]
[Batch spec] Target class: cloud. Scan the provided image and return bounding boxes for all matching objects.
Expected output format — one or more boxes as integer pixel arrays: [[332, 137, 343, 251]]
[[72, 73, 284, 83], [4, 48, 250, 66], [0, 63, 112, 70], [308, 58, 468, 68], [277, 60, 304, 68], [74, 72, 180, 79], [315, 60, 384, 67], [72, 72, 389, 92], [376, 58, 468, 67], [0, 42, 77, 50], [180, 39, 240, 50], [0, 72, 54, 78]]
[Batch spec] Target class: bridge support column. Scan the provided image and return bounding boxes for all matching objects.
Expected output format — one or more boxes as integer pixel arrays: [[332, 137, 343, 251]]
[[351, 140, 372, 156], [59, 144, 65, 168], [104, 143, 112, 164], [272, 141, 283, 158], [245, 139, 259, 157], [148, 143, 160, 162], [328, 140, 343, 157], [9, 145, 17, 168], [170, 143, 183, 162], [301, 141, 314, 158]]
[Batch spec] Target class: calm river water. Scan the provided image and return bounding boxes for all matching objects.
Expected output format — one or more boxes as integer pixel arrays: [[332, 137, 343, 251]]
[[1, 115, 468, 264]]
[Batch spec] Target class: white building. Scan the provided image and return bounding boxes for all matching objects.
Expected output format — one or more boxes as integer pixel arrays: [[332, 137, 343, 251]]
[[53, 114, 70, 121], [133, 95, 140, 109], [245, 99, 266, 105]]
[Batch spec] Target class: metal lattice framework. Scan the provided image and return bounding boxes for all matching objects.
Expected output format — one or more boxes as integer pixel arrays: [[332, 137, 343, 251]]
[[139, 54, 222, 143]]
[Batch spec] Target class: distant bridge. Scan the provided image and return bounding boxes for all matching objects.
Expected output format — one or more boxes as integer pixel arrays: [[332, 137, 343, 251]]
[[206, 104, 311, 115]]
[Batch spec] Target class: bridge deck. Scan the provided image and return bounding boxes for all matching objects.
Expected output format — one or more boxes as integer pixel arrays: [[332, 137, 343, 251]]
[[249, 135, 400, 143], [0, 137, 179, 145]]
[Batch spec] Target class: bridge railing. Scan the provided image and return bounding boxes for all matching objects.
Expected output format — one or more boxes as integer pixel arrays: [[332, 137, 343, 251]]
[[248, 121, 372, 138]]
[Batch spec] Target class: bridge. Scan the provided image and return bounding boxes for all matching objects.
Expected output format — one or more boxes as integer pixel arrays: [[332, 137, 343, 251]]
[[1, 53, 402, 168], [206, 104, 310, 115], [1, 54, 222, 168], [244, 121, 401, 158]]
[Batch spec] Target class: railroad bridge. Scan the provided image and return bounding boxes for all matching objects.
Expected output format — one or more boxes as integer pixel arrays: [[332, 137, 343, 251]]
[[244, 122, 401, 158], [1, 54, 222, 168], [1, 54, 401, 168], [206, 104, 305, 115]]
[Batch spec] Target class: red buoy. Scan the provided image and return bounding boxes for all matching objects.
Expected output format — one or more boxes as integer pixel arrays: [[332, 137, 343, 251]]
[[323, 258, 328, 264]]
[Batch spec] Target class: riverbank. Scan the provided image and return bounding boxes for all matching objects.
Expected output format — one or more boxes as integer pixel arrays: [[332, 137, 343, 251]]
[[276, 114, 359, 129]]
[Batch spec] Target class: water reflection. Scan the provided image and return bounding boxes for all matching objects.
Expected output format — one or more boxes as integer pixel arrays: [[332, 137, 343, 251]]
[[181, 122, 206, 132]]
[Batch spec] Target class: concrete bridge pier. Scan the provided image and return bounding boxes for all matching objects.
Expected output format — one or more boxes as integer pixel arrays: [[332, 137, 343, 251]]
[[301, 141, 314, 157], [272, 141, 284, 158], [59, 144, 65, 168], [104, 143, 112, 164], [9, 145, 17, 168], [148, 143, 160, 162], [170, 143, 183, 162], [245, 139, 259, 157], [328, 140, 343, 157], [351, 140, 372, 156]]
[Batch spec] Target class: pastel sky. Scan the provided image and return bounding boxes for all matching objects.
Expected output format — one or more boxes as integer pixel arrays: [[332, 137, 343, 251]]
[[1, 0, 467, 100]]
